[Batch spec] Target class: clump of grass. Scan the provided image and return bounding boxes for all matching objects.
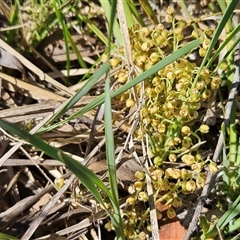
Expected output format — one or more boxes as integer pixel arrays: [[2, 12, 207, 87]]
[[102, 6, 221, 238], [0, 0, 239, 239]]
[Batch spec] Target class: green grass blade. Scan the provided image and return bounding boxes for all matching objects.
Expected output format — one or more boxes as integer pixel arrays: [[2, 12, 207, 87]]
[[214, 34, 240, 73], [39, 38, 201, 133], [193, 0, 239, 86], [217, 0, 227, 12], [207, 23, 240, 69], [53, 1, 71, 78], [226, 218, 240, 233], [66, 28, 88, 70], [236, 138, 240, 166], [0, 232, 19, 240], [121, 0, 135, 27], [30, 12, 59, 48], [6, 0, 20, 44], [138, 0, 159, 25], [0, 120, 112, 205], [99, 0, 123, 45], [44, 62, 110, 127], [104, 70, 125, 239], [53, 1, 87, 70], [73, 9, 109, 46], [126, 0, 145, 26], [106, 2, 125, 238], [205, 194, 240, 238], [217, 0, 233, 32]]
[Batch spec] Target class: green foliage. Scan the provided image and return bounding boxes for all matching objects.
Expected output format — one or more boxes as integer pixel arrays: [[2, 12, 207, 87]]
[[1, 0, 240, 239], [0, 233, 19, 240], [0, 119, 124, 236]]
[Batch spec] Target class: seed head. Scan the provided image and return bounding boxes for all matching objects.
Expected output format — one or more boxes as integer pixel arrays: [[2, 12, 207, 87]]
[[169, 153, 177, 162], [172, 169, 181, 179], [172, 196, 182, 208], [105, 222, 114, 231], [181, 126, 191, 135], [166, 6, 175, 15], [154, 156, 163, 166], [202, 89, 211, 99], [166, 71, 175, 81], [199, 124, 209, 133], [191, 162, 204, 172], [167, 207, 176, 219], [202, 38, 211, 50], [181, 154, 195, 165], [139, 27, 151, 38], [149, 52, 159, 64], [138, 191, 149, 202], [134, 181, 144, 191], [110, 58, 120, 67], [185, 179, 196, 192], [199, 47, 207, 57], [209, 161, 217, 173], [126, 98, 135, 108], [181, 168, 191, 179], [135, 171, 145, 180], [151, 169, 164, 180], [165, 168, 174, 178], [55, 177, 64, 189], [158, 123, 166, 133], [196, 175, 205, 188], [126, 196, 135, 205]]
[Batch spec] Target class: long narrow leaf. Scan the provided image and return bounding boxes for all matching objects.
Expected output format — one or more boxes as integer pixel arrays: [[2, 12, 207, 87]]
[[193, 0, 239, 86], [0, 120, 112, 204], [207, 23, 240, 69], [39, 38, 201, 133], [105, 2, 125, 238], [73, 9, 109, 46], [99, 0, 123, 45], [205, 194, 240, 238], [53, 1, 87, 69], [45, 62, 110, 126]]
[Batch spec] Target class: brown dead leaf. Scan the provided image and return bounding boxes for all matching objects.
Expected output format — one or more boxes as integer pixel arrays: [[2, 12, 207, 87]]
[[0, 72, 66, 101], [159, 220, 187, 240], [88, 158, 142, 181], [38, 234, 68, 240]]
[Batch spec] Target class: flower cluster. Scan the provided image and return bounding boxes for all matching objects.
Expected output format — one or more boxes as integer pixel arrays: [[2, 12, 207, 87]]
[[103, 6, 220, 239]]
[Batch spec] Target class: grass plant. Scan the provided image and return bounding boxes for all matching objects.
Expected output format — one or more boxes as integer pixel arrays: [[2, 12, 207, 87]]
[[0, 0, 239, 239]]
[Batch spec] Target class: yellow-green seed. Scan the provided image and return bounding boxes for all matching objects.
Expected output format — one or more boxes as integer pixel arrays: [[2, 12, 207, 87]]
[[167, 207, 176, 219], [138, 191, 149, 202], [182, 154, 195, 165]]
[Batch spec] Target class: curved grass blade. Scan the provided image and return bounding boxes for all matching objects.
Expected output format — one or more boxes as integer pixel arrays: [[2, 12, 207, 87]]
[[73, 9, 108, 46], [204, 194, 240, 238], [53, 1, 87, 70], [0, 119, 111, 204], [207, 23, 240, 70], [99, 0, 123, 45], [39, 38, 201, 133], [138, 0, 159, 25], [45, 62, 110, 126], [126, 0, 145, 26], [193, 0, 239, 86], [0, 119, 125, 230]]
